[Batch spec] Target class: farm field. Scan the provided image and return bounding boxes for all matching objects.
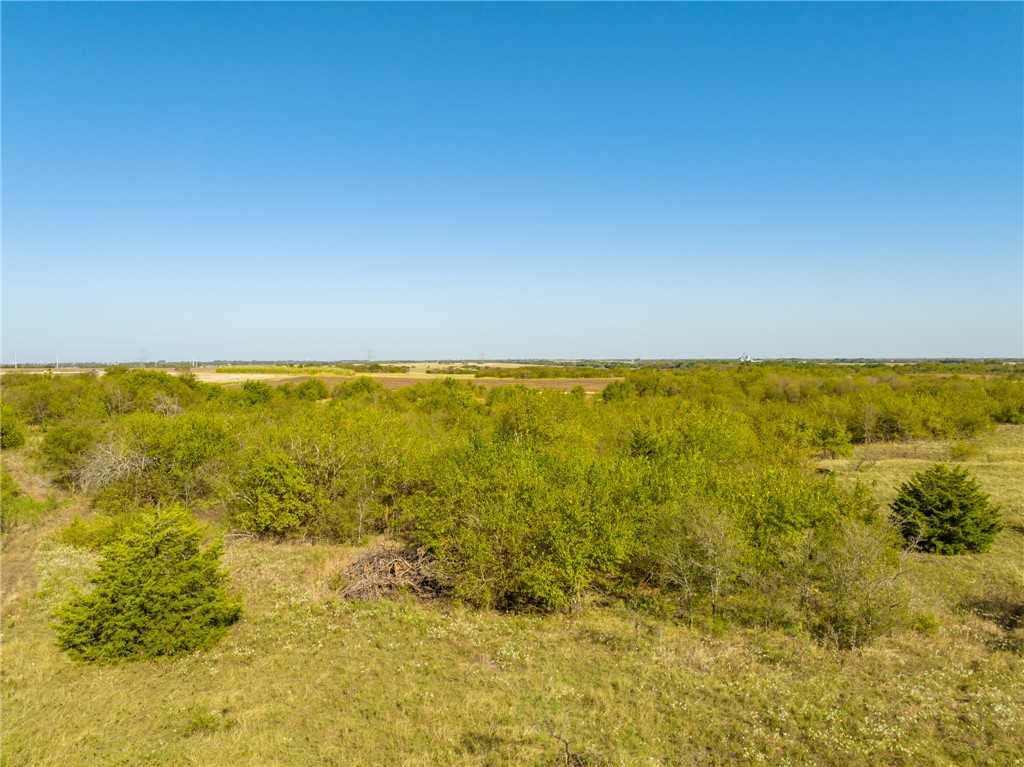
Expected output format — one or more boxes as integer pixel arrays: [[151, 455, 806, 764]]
[[190, 366, 623, 393], [1, 365, 1022, 766]]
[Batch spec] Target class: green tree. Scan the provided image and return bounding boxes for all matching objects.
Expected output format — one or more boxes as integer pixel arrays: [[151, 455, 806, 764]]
[[0, 402, 26, 449], [891, 464, 1002, 554], [149, 413, 233, 504], [813, 419, 852, 458], [803, 520, 909, 649], [489, 385, 557, 444], [333, 375, 388, 400], [413, 440, 640, 611], [40, 424, 95, 488], [231, 452, 320, 535], [293, 378, 329, 401], [240, 380, 273, 405], [55, 506, 241, 663], [660, 500, 747, 623], [601, 380, 632, 403]]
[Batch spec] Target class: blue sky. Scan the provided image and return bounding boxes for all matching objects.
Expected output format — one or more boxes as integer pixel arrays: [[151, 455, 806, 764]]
[[3, 3, 1021, 362]]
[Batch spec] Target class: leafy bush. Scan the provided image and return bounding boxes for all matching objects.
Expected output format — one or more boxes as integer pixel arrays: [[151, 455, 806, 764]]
[[59, 510, 144, 550], [413, 440, 641, 611], [293, 378, 330, 401], [55, 506, 241, 663], [77, 413, 231, 509], [948, 440, 980, 462], [488, 385, 558, 444], [240, 380, 273, 405], [40, 424, 95, 487], [230, 452, 321, 535], [601, 380, 632, 403], [0, 402, 26, 449], [813, 420, 852, 458], [803, 521, 909, 649], [333, 375, 388, 400], [891, 464, 1002, 554], [398, 378, 484, 423], [659, 500, 747, 622], [146, 412, 232, 503], [96, 369, 201, 415]]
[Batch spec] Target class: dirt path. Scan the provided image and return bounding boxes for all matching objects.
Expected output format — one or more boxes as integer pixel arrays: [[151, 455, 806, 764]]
[[3, 451, 54, 504], [1, 452, 84, 621]]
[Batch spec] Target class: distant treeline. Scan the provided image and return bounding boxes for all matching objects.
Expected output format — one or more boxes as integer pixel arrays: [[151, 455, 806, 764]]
[[214, 363, 411, 376], [474, 365, 627, 379], [215, 365, 355, 376], [426, 365, 481, 375], [1, 363, 1021, 648]]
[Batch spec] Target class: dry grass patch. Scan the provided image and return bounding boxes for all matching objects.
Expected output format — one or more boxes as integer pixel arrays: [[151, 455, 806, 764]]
[[4, 530, 1023, 766]]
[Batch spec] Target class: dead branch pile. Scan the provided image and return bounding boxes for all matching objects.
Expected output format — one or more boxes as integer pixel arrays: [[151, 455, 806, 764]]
[[338, 545, 441, 601]]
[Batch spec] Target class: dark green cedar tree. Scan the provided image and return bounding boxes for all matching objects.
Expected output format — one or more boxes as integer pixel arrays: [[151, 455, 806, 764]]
[[890, 464, 1002, 554], [55, 506, 241, 662]]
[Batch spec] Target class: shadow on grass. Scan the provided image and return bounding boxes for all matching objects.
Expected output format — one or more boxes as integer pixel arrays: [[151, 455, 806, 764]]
[[457, 730, 533, 758], [962, 594, 1024, 631]]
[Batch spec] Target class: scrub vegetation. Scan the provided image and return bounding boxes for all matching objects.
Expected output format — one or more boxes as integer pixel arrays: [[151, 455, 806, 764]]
[[1, 362, 1022, 765]]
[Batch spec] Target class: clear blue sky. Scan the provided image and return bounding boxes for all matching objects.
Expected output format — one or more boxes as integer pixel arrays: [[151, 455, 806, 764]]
[[3, 2, 1022, 362]]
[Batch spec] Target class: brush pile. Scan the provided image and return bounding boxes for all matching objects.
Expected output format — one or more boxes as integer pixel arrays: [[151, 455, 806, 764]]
[[338, 545, 441, 601]]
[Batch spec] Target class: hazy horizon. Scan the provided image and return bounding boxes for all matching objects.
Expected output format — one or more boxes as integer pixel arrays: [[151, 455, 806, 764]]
[[4, 354, 1019, 366], [3, 3, 1022, 362]]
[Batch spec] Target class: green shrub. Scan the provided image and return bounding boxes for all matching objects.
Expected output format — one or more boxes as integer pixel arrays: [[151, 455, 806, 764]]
[[803, 521, 908, 649], [332, 376, 387, 400], [40, 424, 95, 487], [54, 506, 241, 663], [398, 378, 484, 423], [59, 511, 143, 550], [659, 500, 747, 622], [487, 386, 558, 444], [240, 380, 273, 405], [948, 440, 980, 462], [413, 440, 641, 611], [601, 380, 632, 403], [891, 464, 1002, 554], [293, 378, 329, 401], [813, 420, 852, 458], [231, 452, 320, 535], [0, 402, 26, 449]]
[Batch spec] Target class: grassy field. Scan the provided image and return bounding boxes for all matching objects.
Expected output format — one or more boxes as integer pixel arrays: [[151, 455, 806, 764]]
[[1, 429, 1022, 766]]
